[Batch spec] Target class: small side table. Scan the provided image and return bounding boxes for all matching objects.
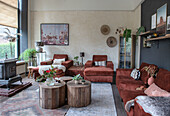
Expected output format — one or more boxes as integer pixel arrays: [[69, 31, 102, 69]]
[[27, 66, 37, 78], [67, 80, 91, 107], [39, 82, 65, 109], [68, 66, 85, 77]]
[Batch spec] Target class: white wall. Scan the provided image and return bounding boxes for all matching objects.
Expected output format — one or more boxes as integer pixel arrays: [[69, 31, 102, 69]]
[[29, 1, 141, 71]]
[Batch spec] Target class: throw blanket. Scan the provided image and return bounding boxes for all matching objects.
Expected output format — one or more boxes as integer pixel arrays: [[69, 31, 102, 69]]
[[136, 96, 170, 116], [38, 65, 66, 75]]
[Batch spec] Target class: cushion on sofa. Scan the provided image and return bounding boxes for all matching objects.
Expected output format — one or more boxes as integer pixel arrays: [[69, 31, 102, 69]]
[[84, 67, 113, 76], [144, 83, 170, 97], [154, 68, 170, 92]]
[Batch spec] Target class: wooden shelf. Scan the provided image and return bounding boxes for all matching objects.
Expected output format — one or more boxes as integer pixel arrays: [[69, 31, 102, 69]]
[[139, 30, 156, 36], [146, 34, 170, 41]]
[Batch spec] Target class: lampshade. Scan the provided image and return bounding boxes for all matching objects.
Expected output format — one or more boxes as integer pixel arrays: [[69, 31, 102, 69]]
[[80, 52, 85, 57], [35, 42, 44, 46]]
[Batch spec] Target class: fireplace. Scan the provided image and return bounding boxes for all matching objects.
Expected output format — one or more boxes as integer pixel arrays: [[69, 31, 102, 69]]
[[0, 59, 22, 89]]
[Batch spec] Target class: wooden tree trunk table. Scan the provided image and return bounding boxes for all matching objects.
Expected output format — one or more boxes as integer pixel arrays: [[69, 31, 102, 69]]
[[39, 82, 65, 109], [67, 80, 91, 107]]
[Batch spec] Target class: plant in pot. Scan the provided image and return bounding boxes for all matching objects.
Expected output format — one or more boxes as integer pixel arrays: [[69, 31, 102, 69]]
[[123, 28, 131, 42], [81, 79, 86, 85], [72, 74, 83, 84], [74, 56, 79, 66], [19, 48, 37, 66]]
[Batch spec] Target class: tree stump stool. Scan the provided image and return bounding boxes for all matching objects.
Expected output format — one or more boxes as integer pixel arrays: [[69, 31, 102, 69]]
[[39, 82, 65, 109], [67, 80, 91, 107]]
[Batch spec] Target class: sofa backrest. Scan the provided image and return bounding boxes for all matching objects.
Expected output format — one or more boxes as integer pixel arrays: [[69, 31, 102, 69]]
[[53, 54, 68, 61], [139, 62, 158, 84], [93, 55, 107, 62], [155, 68, 170, 92]]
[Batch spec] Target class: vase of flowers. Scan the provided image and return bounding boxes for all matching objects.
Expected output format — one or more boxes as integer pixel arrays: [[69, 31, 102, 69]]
[[73, 74, 83, 84]]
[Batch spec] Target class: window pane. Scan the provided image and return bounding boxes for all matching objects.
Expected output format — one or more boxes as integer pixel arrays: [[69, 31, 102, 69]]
[[0, 25, 17, 60]]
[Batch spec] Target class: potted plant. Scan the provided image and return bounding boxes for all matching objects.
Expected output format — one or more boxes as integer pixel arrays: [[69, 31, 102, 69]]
[[72, 74, 83, 84], [74, 56, 79, 66], [123, 28, 131, 42], [19, 48, 37, 66], [81, 79, 86, 85]]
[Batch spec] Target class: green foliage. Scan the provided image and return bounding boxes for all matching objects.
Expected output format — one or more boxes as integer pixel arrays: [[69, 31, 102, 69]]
[[73, 74, 83, 81], [0, 42, 15, 59], [19, 48, 37, 62], [123, 29, 131, 42], [74, 56, 79, 60], [136, 26, 145, 39]]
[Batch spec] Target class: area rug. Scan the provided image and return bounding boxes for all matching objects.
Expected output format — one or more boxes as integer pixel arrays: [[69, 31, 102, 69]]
[[0, 89, 69, 116], [66, 83, 117, 116], [0, 82, 32, 97]]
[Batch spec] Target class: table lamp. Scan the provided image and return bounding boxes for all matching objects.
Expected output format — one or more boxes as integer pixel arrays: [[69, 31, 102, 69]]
[[80, 52, 85, 66]]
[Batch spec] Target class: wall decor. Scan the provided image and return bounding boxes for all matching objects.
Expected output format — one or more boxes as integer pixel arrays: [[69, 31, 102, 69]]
[[156, 4, 167, 35], [40, 23, 69, 45], [101, 25, 110, 35], [106, 36, 117, 47], [167, 16, 170, 30], [151, 13, 156, 29]]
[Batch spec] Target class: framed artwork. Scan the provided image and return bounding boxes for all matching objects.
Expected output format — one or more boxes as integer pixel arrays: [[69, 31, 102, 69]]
[[40, 23, 69, 45], [151, 13, 156, 29], [156, 4, 167, 35], [167, 16, 170, 30]]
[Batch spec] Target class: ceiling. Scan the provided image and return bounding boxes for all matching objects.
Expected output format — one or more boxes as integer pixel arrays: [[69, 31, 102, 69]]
[[30, 0, 145, 11]]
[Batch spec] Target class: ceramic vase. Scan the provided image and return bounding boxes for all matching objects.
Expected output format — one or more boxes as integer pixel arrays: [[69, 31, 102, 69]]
[[75, 80, 79, 84], [46, 77, 55, 86]]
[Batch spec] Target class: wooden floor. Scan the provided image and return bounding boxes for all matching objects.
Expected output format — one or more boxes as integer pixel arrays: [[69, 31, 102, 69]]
[[0, 77, 127, 116]]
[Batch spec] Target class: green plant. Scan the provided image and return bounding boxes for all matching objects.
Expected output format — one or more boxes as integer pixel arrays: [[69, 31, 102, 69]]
[[74, 56, 79, 60], [73, 74, 83, 81], [136, 26, 145, 39], [19, 48, 37, 62], [123, 29, 131, 42]]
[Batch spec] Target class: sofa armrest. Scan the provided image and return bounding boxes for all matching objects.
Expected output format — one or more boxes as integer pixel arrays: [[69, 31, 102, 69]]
[[116, 68, 133, 77], [85, 60, 93, 68], [107, 61, 114, 70], [40, 59, 53, 65], [62, 60, 73, 69]]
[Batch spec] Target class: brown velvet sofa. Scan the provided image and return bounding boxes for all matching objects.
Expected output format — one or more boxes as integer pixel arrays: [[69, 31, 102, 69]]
[[33, 54, 73, 79], [116, 62, 170, 116], [84, 55, 114, 83]]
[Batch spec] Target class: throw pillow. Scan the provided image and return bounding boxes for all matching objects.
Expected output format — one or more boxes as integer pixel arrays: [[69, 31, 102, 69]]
[[130, 68, 140, 80], [53, 58, 65, 65], [144, 83, 170, 97], [94, 61, 106, 66]]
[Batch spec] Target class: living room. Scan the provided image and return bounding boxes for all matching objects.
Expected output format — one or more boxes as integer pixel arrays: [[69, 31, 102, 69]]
[[0, 0, 170, 116]]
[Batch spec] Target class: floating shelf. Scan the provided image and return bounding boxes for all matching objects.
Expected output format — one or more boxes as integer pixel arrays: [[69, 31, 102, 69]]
[[139, 30, 156, 36], [146, 34, 170, 41]]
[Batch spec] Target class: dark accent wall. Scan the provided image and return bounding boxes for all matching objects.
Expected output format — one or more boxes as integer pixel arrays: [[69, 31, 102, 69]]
[[141, 0, 170, 70]]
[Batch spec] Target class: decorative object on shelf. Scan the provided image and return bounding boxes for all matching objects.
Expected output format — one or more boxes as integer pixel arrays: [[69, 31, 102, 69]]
[[106, 36, 117, 47], [167, 16, 170, 30], [151, 13, 157, 29], [143, 38, 151, 48], [123, 29, 131, 42], [41, 23, 69, 46], [80, 52, 85, 66], [100, 25, 110, 35], [142, 65, 159, 86], [115, 27, 125, 35], [72, 74, 83, 84], [0, 28, 22, 58], [35, 41, 44, 52], [74, 56, 79, 66], [156, 4, 167, 35], [19, 48, 37, 66], [136, 26, 145, 39]]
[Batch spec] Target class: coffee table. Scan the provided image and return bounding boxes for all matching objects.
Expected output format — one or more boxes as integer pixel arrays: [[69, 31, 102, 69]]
[[59, 76, 73, 83], [39, 82, 65, 109], [67, 80, 91, 107]]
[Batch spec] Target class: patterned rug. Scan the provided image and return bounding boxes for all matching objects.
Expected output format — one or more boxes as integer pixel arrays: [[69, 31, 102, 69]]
[[66, 83, 117, 116], [0, 79, 117, 116]]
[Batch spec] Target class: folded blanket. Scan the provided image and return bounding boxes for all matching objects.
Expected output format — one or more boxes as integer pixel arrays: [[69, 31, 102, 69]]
[[136, 96, 170, 116], [38, 65, 66, 75]]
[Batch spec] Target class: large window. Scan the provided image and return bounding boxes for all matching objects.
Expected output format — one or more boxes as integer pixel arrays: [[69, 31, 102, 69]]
[[0, 0, 18, 60]]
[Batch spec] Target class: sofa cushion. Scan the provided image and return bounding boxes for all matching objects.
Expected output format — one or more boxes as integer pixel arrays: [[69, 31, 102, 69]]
[[116, 76, 136, 87], [155, 68, 170, 92], [53, 54, 68, 61], [139, 62, 158, 85], [84, 67, 113, 76], [93, 55, 107, 61]]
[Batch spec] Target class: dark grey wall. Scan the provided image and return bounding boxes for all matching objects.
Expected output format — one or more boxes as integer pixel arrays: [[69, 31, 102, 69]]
[[140, 0, 170, 70]]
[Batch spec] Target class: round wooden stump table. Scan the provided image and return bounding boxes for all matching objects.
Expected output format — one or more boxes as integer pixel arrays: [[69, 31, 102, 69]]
[[67, 80, 91, 107], [39, 82, 65, 109]]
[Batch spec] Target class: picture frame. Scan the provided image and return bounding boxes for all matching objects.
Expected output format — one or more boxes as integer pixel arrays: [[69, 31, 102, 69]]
[[151, 13, 156, 29], [156, 4, 167, 35], [167, 16, 170, 30], [40, 23, 69, 45]]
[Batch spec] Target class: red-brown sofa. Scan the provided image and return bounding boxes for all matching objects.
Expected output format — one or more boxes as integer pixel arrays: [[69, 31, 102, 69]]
[[116, 62, 170, 116], [84, 55, 114, 83], [33, 54, 73, 79]]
